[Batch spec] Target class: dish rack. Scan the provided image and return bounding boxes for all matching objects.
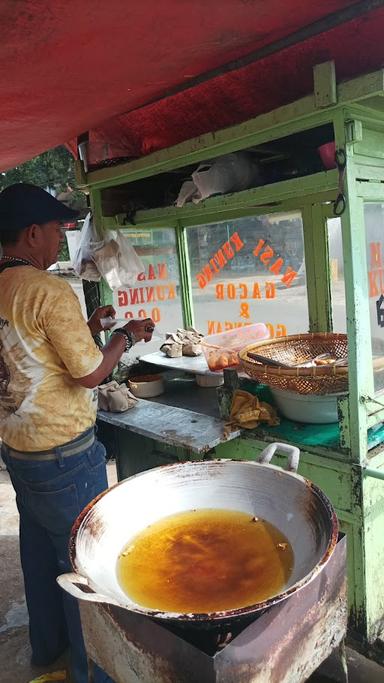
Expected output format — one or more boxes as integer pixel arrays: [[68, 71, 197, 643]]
[[239, 333, 348, 395]]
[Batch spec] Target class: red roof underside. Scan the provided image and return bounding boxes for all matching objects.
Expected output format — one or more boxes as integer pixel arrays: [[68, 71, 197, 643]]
[[1, 1, 383, 171]]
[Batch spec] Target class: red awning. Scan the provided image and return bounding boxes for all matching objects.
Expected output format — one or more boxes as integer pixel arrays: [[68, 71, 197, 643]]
[[1, 1, 383, 171]]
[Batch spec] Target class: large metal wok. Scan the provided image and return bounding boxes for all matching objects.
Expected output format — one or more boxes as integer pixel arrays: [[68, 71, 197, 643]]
[[58, 443, 338, 627]]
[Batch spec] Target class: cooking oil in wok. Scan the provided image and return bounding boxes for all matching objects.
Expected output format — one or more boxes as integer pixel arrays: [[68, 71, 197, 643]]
[[117, 509, 293, 613]]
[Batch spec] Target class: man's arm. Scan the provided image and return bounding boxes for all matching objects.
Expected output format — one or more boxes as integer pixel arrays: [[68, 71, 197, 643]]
[[43, 279, 154, 388], [75, 333, 126, 388], [75, 318, 155, 388]]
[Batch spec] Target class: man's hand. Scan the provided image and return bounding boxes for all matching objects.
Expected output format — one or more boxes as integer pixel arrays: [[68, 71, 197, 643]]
[[123, 318, 155, 344], [87, 305, 116, 337], [76, 316, 155, 389]]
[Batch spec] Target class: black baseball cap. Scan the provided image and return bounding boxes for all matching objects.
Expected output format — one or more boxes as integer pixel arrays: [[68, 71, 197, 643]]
[[0, 183, 79, 231]]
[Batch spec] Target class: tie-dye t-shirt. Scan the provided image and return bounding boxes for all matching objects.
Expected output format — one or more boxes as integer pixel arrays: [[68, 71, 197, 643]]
[[0, 266, 103, 451]]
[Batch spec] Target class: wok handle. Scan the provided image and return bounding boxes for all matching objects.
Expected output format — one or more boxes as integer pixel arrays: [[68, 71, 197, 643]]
[[57, 572, 121, 607], [258, 442, 300, 472]]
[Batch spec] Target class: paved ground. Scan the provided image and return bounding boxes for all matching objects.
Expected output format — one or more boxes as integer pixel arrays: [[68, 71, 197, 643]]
[[0, 458, 383, 683], [0, 460, 117, 683]]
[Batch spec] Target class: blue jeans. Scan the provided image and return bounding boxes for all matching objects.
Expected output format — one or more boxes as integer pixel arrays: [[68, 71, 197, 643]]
[[1, 433, 114, 683]]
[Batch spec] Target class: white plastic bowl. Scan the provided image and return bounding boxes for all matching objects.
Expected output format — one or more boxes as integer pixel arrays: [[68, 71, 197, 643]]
[[270, 387, 347, 424], [195, 374, 224, 388], [129, 374, 164, 398]]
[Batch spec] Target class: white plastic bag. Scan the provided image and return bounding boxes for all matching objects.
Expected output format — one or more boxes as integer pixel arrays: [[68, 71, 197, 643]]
[[175, 180, 200, 208], [91, 229, 144, 289], [72, 213, 102, 281], [192, 152, 262, 203]]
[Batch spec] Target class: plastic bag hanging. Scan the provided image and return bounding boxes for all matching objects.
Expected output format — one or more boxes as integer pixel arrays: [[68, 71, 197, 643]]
[[91, 229, 144, 289], [72, 212, 102, 281]]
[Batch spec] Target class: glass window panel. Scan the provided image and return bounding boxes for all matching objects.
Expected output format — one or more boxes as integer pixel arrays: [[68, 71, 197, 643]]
[[328, 217, 346, 333], [186, 213, 308, 338], [113, 227, 183, 354], [365, 203, 384, 393]]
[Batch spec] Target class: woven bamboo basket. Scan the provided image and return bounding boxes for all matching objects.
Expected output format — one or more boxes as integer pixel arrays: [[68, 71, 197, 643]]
[[239, 333, 348, 395]]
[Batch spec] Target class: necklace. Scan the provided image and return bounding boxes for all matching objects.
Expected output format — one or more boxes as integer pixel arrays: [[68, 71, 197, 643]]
[[0, 255, 34, 267]]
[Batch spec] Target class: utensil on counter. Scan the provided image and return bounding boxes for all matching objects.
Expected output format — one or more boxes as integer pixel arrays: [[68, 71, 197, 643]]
[[247, 352, 293, 369], [247, 351, 348, 370]]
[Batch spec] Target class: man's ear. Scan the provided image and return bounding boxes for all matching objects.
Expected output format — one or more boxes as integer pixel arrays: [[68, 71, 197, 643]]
[[24, 223, 40, 246]]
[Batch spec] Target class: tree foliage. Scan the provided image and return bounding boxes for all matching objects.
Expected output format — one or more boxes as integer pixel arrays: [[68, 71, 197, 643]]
[[0, 146, 87, 214]]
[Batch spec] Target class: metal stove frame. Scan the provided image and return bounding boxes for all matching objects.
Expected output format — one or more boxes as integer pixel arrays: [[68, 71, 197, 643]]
[[78, 536, 347, 683]]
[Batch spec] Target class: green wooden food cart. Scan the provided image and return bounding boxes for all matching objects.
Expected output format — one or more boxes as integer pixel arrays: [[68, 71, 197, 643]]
[[74, 62, 384, 661], [3, 0, 384, 667]]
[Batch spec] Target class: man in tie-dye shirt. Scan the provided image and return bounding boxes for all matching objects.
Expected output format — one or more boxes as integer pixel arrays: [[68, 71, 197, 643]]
[[0, 183, 153, 683]]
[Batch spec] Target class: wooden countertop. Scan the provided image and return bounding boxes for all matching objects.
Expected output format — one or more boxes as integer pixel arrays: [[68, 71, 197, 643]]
[[97, 395, 240, 454]]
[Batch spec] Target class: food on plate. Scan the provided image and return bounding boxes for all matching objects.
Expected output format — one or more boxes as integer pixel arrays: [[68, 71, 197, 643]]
[[160, 327, 204, 358], [207, 350, 239, 371], [183, 342, 202, 357], [159, 343, 183, 358]]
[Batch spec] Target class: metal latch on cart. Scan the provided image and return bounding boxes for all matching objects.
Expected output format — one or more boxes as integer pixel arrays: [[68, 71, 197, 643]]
[[333, 149, 346, 217]]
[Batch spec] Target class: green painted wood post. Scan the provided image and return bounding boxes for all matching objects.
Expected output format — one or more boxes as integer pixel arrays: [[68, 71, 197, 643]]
[[333, 112, 372, 462], [362, 470, 384, 642], [175, 221, 194, 328], [302, 204, 332, 333]]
